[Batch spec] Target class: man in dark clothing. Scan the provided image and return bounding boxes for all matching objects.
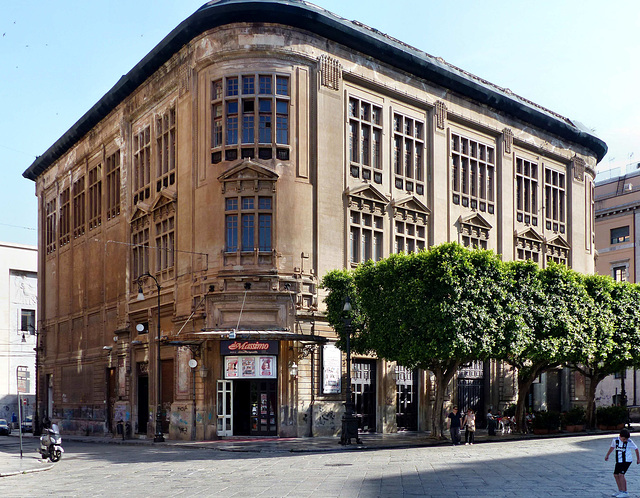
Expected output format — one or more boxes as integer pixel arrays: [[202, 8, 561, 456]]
[[487, 408, 496, 436], [447, 406, 463, 445]]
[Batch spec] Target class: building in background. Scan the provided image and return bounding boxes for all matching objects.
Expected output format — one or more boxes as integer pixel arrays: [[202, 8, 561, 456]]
[[594, 163, 640, 408], [23, 0, 606, 439], [0, 242, 37, 428]]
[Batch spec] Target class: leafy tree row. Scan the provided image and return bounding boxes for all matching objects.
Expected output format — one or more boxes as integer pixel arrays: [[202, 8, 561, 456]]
[[321, 243, 640, 438]]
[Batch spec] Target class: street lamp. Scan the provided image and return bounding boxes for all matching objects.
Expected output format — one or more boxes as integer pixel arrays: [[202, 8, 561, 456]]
[[28, 325, 41, 437], [136, 272, 165, 443], [340, 296, 361, 445]]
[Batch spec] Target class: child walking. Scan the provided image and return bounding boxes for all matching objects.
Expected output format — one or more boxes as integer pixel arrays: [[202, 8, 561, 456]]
[[605, 428, 639, 498], [463, 409, 476, 445]]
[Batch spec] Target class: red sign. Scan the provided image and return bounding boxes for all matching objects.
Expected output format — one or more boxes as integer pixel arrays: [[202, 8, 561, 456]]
[[221, 340, 278, 355]]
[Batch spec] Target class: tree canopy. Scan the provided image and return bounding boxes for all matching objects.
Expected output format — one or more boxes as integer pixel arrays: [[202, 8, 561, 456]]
[[321, 242, 640, 437]]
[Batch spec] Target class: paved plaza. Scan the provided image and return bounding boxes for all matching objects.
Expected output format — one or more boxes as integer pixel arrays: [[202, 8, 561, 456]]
[[0, 433, 636, 497]]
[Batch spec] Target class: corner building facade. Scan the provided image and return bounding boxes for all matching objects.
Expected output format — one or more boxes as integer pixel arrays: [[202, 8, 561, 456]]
[[24, 0, 606, 439]]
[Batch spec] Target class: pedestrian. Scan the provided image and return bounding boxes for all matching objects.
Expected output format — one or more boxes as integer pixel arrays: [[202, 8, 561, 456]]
[[605, 428, 639, 498], [447, 406, 462, 445], [463, 409, 476, 445], [487, 408, 496, 436]]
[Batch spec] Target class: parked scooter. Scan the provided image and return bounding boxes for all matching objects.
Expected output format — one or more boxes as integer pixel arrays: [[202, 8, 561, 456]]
[[39, 423, 64, 462]]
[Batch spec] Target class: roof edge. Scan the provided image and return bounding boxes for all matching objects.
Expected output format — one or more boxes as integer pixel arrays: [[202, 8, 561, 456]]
[[22, 0, 607, 181]]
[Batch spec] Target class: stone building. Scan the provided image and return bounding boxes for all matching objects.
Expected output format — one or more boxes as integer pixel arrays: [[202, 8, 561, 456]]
[[23, 0, 606, 439], [593, 164, 640, 409], [0, 242, 37, 428]]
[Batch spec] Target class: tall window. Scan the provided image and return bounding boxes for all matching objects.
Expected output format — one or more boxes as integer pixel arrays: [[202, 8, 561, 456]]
[[393, 113, 425, 195], [106, 151, 121, 220], [393, 206, 428, 254], [546, 241, 568, 265], [462, 233, 487, 250], [610, 226, 630, 245], [225, 195, 273, 252], [155, 215, 175, 278], [72, 176, 85, 238], [348, 97, 383, 184], [133, 126, 151, 205], [544, 168, 565, 234], [131, 219, 149, 279], [45, 198, 56, 255], [516, 157, 538, 226], [349, 210, 383, 264], [451, 134, 495, 213], [459, 218, 489, 250], [59, 187, 70, 247], [395, 220, 426, 254], [156, 108, 176, 193], [88, 164, 102, 230], [515, 236, 541, 263], [211, 74, 290, 163]]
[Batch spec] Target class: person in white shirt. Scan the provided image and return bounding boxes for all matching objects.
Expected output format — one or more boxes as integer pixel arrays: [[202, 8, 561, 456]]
[[605, 428, 640, 498]]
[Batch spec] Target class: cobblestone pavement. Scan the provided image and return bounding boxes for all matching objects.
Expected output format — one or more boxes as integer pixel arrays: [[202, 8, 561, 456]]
[[0, 433, 636, 497]]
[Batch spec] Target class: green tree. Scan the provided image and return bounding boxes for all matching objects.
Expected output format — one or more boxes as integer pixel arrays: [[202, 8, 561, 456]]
[[501, 262, 593, 432], [322, 243, 508, 439], [569, 276, 640, 428]]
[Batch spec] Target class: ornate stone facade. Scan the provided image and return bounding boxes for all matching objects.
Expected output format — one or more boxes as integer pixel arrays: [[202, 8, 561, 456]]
[[24, 0, 605, 439]]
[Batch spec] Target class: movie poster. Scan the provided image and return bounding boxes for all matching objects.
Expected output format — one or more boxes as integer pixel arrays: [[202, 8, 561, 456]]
[[260, 357, 273, 377], [241, 357, 256, 377], [225, 357, 239, 378]]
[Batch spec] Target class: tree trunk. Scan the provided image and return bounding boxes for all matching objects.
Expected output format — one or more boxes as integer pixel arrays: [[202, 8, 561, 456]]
[[585, 372, 605, 429], [430, 361, 460, 439], [514, 362, 548, 433]]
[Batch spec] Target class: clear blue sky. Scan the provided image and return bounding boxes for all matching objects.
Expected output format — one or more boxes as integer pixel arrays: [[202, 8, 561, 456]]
[[2, 0, 638, 246]]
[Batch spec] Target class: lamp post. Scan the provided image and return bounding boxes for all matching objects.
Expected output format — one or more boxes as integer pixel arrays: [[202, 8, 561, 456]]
[[137, 272, 165, 443], [28, 324, 41, 436], [340, 296, 361, 445]]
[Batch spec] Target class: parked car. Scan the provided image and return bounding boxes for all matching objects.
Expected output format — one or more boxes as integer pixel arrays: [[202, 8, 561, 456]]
[[21, 416, 32, 433], [0, 419, 11, 435]]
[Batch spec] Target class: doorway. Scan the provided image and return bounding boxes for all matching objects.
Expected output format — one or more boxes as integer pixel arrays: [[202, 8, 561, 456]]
[[137, 375, 149, 434], [107, 368, 116, 433], [217, 380, 233, 436], [395, 366, 418, 431], [352, 360, 376, 432], [221, 379, 277, 436]]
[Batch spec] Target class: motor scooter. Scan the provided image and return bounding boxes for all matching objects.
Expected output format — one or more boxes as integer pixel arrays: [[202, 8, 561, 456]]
[[39, 423, 64, 462]]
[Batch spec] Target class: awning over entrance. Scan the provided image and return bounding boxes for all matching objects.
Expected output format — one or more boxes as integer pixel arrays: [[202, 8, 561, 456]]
[[193, 329, 328, 343]]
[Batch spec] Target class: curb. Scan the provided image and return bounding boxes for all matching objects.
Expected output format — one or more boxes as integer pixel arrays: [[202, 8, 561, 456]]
[[0, 464, 54, 478]]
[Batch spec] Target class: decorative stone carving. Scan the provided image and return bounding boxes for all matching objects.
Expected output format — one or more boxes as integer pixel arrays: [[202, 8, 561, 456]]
[[319, 55, 341, 91], [502, 128, 513, 155], [572, 156, 585, 181], [435, 101, 447, 130]]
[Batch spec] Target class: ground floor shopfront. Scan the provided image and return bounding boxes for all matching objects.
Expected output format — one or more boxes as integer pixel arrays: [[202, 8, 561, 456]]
[[38, 337, 587, 439]]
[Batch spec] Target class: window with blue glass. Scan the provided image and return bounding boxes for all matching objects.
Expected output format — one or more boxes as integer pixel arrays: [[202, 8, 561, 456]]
[[224, 195, 273, 252], [211, 73, 290, 163]]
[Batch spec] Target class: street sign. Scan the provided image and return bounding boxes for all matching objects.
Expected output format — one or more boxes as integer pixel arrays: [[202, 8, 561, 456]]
[[17, 366, 28, 394]]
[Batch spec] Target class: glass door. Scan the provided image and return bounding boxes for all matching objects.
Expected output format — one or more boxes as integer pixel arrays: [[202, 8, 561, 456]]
[[250, 380, 277, 436], [217, 380, 233, 436]]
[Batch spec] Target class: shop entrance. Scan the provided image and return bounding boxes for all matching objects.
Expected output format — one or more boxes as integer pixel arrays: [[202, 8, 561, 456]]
[[218, 379, 278, 436], [230, 379, 277, 436]]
